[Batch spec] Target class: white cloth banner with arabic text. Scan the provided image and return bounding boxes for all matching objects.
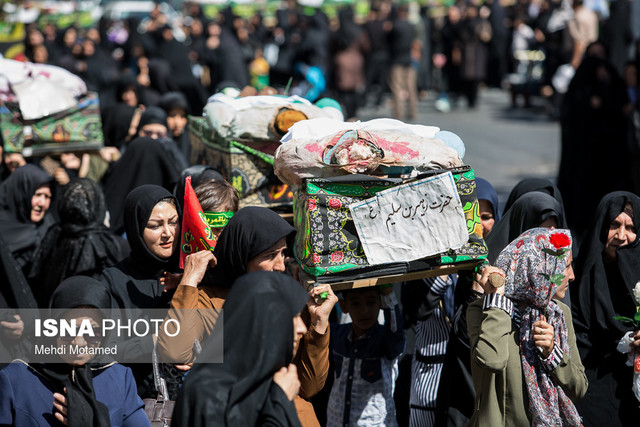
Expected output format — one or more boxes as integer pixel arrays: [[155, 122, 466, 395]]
[[349, 172, 468, 265]]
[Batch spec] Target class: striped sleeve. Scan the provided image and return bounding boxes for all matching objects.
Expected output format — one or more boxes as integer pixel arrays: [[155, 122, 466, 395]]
[[482, 293, 514, 316], [539, 345, 564, 371], [427, 276, 452, 296]]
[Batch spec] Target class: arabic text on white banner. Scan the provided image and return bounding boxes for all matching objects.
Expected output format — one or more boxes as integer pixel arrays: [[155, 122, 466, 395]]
[[349, 172, 468, 265]]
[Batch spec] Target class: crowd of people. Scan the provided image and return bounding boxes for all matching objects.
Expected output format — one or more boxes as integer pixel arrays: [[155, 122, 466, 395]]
[[1, 155, 639, 427], [10, 0, 640, 120], [0, 0, 640, 426]]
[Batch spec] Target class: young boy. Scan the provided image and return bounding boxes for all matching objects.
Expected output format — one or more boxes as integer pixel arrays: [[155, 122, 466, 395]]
[[327, 285, 405, 426], [194, 179, 239, 241]]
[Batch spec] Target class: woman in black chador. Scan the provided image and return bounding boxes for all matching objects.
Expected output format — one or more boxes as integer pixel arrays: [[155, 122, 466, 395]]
[[29, 178, 124, 307], [173, 271, 309, 427], [101, 185, 182, 398], [558, 55, 636, 239], [571, 191, 640, 426]]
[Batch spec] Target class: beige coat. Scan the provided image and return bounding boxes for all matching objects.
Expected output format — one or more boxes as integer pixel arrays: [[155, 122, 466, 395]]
[[467, 298, 588, 426]]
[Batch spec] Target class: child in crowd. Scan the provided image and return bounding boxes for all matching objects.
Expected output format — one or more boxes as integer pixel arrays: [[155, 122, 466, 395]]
[[159, 91, 191, 163], [327, 285, 405, 426], [194, 178, 239, 241]]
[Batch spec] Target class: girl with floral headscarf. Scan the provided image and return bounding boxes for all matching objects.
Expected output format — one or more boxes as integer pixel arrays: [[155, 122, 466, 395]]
[[467, 228, 588, 426]]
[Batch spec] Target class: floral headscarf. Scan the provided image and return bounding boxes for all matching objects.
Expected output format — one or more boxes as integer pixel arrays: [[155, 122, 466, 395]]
[[495, 227, 581, 426]]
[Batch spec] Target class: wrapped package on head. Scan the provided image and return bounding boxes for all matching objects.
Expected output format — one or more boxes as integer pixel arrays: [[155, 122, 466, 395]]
[[274, 118, 464, 185], [203, 94, 344, 142]]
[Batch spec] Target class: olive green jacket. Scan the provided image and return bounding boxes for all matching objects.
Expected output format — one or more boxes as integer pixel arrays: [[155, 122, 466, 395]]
[[467, 297, 588, 426]]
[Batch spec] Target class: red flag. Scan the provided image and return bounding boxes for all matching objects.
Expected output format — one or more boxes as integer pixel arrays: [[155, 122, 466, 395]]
[[179, 176, 216, 268]]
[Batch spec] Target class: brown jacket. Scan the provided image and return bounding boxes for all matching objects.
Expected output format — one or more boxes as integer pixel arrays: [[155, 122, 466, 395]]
[[157, 284, 330, 427]]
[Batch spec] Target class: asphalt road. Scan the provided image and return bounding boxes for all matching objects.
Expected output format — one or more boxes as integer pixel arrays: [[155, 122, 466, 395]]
[[357, 88, 560, 212]]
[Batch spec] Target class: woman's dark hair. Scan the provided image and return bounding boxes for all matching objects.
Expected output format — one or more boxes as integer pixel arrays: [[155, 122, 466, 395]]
[[158, 196, 177, 208]]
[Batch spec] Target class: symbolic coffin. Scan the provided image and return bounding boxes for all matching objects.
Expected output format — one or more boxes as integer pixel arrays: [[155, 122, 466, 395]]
[[293, 166, 488, 281]]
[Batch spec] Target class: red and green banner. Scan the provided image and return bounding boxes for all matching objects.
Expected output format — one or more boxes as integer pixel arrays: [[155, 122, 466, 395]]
[[179, 176, 218, 268]]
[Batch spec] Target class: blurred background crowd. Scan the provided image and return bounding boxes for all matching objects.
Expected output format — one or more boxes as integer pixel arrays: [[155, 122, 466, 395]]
[[2, 0, 639, 120]]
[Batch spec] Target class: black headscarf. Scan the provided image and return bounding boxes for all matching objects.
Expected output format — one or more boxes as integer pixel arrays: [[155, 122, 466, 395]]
[[114, 74, 142, 106], [0, 164, 55, 269], [572, 191, 640, 355], [101, 104, 136, 149], [159, 91, 189, 115], [123, 185, 179, 276], [209, 207, 296, 287], [503, 177, 565, 214], [486, 191, 566, 263], [136, 106, 168, 133], [173, 165, 225, 210], [33, 276, 113, 427], [29, 179, 124, 307], [173, 271, 307, 427], [103, 137, 183, 235], [159, 92, 192, 162], [571, 191, 640, 424]]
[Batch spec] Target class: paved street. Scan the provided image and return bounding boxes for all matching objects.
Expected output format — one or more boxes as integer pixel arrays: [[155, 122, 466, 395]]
[[358, 88, 560, 210]]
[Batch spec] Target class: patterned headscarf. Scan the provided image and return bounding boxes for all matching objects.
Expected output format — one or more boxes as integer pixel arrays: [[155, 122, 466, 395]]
[[496, 227, 581, 426]]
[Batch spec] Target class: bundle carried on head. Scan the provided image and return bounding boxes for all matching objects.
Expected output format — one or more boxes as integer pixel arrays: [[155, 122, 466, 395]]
[[203, 93, 343, 142], [273, 118, 465, 185]]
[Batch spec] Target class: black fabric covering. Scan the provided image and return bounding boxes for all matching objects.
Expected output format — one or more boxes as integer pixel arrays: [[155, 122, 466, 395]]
[[103, 137, 183, 235], [558, 56, 636, 238], [0, 235, 38, 365], [101, 104, 136, 149], [502, 177, 565, 215], [0, 164, 55, 270], [0, 233, 37, 310], [33, 276, 113, 427], [571, 191, 640, 426], [159, 91, 189, 114], [173, 271, 307, 427], [485, 191, 566, 263], [136, 106, 168, 132], [209, 207, 296, 288], [29, 179, 124, 307]]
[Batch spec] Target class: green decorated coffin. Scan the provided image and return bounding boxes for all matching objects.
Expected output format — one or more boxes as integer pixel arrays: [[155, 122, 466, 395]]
[[1, 92, 103, 156], [188, 116, 293, 209], [293, 166, 488, 278]]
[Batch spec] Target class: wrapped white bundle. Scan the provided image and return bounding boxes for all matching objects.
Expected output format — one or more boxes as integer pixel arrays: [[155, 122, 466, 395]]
[[203, 93, 343, 141], [0, 58, 87, 120], [274, 118, 464, 185]]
